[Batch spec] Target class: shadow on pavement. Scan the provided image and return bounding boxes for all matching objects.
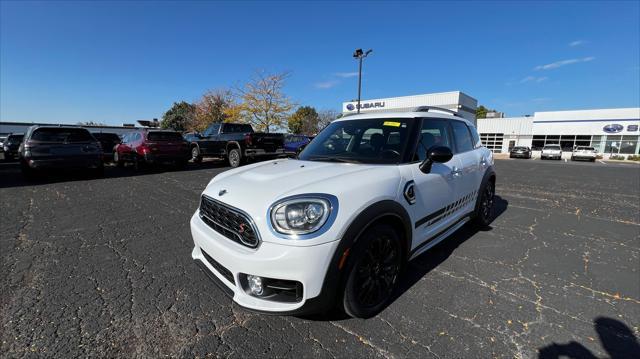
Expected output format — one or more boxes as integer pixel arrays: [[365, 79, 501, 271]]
[[538, 317, 640, 359], [0, 160, 228, 189]]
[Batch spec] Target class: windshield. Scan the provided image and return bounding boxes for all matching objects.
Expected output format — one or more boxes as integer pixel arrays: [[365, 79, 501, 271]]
[[93, 133, 120, 141], [298, 118, 415, 164], [147, 131, 183, 141], [7, 135, 24, 143], [31, 128, 94, 143]]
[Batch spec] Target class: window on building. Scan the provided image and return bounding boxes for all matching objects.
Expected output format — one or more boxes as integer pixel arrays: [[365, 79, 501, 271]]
[[604, 135, 622, 154], [545, 135, 560, 144], [479, 133, 504, 153], [591, 136, 603, 153], [560, 135, 576, 151], [575, 135, 592, 147], [620, 136, 639, 154], [532, 135, 545, 150]]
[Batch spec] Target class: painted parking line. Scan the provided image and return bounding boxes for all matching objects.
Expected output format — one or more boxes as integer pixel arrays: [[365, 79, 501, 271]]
[[599, 160, 607, 165]]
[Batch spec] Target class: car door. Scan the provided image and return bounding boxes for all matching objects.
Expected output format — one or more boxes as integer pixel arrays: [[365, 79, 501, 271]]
[[199, 124, 220, 155], [408, 118, 463, 252], [450, 120, 483, 217]]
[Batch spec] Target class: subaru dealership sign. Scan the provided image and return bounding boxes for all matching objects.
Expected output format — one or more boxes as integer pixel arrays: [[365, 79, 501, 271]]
[[603, 124, 624, 133], [345, 102, 385, 112]]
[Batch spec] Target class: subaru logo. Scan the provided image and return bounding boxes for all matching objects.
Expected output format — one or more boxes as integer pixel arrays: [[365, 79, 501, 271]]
[[346, 104, 355, 111], [603, 124, 624, 133], [218, 189, 227, 196]]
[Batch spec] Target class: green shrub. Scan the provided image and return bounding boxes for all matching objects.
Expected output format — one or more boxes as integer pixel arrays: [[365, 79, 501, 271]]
[[609, 154, 625, 160], [627, 155, 640, 161]]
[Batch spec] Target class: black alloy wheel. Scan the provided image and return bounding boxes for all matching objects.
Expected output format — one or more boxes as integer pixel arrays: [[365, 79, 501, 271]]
[[342, 224, 402, 318], [228, 148, 241, 168], [474, 180, 495, 227]]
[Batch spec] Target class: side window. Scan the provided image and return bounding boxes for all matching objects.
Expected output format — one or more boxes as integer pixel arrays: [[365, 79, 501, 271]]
[[415, 119, 452, 161], [121, 133, 129, 143], [203, 124, 220, 137], [468, 124, 481, 149], [451, 120, 474, 153]]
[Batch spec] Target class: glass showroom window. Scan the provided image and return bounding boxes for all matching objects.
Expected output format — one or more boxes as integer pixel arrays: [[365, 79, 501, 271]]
[[545, 135, 560, 145], [591, 136, 603, 153], [532, 135, 545, 150], [575, 135, 592, 147], [620, 136, 639, 154], [560, 135, 576, 151], [604, 135, 623, 154]]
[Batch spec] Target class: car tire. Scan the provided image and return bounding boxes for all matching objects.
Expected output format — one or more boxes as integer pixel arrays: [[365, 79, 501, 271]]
[[191, 146, 202, 163], [341, 223, 403, 319], [228, 148, 242, 168], [571, 156, 574, 161], [114, 151, 124, 168], [472, 179, 495, 228]]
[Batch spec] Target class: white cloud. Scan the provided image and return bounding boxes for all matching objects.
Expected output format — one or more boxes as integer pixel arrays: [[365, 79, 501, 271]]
[[334, 72, 359, 78], [569, 40, 587, 47], [520, 76, 548, 83], [314, 80, 340, 89], [534, 56, 595, 70]]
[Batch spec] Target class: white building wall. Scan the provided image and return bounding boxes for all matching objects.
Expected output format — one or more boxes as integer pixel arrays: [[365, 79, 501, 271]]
[[342, 91, 478, 125]]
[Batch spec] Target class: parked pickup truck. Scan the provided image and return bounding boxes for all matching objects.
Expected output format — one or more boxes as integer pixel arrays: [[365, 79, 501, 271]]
[[184, 123, 286, 167]]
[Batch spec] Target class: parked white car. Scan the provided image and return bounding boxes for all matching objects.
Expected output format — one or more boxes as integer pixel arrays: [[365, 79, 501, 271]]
[[571, 146, 597, 162], [541, 145, 563, 160], [190, 107, 496, 318]]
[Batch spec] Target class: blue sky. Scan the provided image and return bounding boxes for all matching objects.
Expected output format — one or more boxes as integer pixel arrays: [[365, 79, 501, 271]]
[[1, 1, 639, 125]]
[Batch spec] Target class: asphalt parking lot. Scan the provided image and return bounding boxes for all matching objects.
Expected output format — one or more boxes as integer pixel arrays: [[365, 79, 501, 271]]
[[1, 158, 638, 358]]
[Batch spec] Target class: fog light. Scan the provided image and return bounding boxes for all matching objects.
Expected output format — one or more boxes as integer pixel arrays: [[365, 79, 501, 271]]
[[247, 275, 264, 296]]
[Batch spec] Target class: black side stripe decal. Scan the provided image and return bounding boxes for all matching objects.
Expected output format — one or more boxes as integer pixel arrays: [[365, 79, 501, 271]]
[[415, 207, 445, 228]]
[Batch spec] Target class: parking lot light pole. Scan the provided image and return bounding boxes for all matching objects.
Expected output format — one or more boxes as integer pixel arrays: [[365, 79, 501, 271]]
[[353, 48, 372, 114]]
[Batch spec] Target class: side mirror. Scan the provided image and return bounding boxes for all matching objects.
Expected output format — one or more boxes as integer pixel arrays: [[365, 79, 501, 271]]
[[419, 146, 453, 174]]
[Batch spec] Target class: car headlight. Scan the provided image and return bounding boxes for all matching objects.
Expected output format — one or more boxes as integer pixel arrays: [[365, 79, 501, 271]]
[[270, 197, 333, 235]]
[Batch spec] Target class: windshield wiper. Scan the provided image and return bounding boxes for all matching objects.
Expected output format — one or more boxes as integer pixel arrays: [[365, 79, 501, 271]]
[[307, 156, 360, 163]]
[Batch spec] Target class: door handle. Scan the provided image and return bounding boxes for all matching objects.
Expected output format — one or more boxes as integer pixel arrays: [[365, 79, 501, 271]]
[[451, 167, 463, 177]]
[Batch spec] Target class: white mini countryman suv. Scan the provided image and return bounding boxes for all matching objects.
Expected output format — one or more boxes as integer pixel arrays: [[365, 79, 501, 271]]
[[190, 107, 496, 318]]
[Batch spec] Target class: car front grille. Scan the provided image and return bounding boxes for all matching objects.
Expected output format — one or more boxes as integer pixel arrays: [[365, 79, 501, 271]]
[[199, 195, 260, 248]]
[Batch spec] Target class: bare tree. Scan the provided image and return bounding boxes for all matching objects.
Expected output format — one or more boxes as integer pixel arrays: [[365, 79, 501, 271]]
[[193, 89, 235, 131], [316, 109, 340, 134], [236, 71, 294, 132]]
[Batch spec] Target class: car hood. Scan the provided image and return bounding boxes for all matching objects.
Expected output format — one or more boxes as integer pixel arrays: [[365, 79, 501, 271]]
[[206, 158, 394, 203], [201, 158, 403, 244]]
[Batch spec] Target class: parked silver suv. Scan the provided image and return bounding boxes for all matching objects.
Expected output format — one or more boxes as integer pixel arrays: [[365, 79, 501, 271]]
[[571, 146, 597, 162], [541, 145, 562, 160]]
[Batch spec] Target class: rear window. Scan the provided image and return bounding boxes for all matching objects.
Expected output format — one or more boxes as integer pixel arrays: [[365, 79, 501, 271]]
[[544, 145, 561, 150], [147, 131, 183, 141], [576, 146, 595, 151], [222, 124, 253, 133], [512, 147, 527, 150], [31, 128, 94, 142]]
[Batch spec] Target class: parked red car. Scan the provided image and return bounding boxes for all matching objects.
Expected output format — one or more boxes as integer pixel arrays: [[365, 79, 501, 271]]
[[113, 129, 190, 169]]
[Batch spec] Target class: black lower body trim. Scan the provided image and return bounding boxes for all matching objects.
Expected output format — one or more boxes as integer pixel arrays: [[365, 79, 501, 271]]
[[410, 213, 472, 257]]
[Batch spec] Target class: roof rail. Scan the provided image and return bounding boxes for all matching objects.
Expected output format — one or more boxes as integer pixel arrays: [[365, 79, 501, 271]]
[[413, 106, 463, 118]]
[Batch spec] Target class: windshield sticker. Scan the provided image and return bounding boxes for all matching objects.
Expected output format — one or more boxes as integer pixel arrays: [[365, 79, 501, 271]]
[[383, 121, 401, 127]]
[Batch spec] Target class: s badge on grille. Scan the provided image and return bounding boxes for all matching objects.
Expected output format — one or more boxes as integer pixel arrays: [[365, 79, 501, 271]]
[[218, 189, 227, 196], [238, 223, 246, 234]]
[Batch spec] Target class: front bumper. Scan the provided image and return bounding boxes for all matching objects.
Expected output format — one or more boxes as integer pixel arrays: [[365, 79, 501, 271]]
[[190, 212, 340, 313]]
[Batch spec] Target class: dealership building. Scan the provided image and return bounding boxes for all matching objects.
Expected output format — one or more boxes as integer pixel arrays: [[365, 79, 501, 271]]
[[342, 91, 478, 124], [477, 108, 640, 156]]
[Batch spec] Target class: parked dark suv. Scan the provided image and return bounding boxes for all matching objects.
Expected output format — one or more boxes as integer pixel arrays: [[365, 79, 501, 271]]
[[114, 129, 190, 170], [92, 132, 121, 162], [2, 133, 24, 161], [509, 146, 531, 159], [19, 126, 104, 177]]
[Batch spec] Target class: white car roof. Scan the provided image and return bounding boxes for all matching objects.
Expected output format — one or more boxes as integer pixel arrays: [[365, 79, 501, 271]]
[[334, 111, 476, 128]]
